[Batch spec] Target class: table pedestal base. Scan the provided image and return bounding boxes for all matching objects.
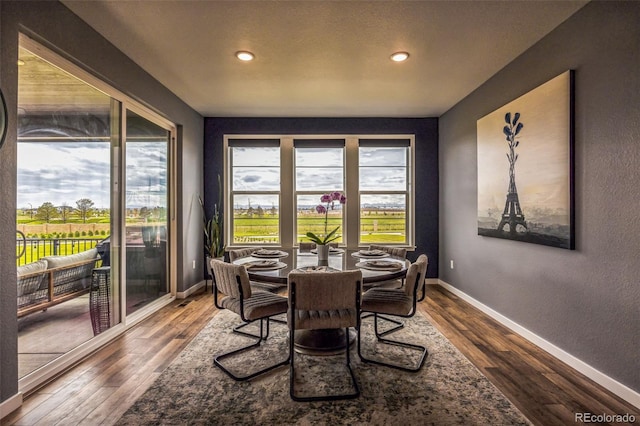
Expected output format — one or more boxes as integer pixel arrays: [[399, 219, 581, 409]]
[[294, 328, 357, 356]]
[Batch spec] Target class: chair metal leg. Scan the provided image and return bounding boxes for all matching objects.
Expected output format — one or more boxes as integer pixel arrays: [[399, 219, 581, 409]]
[[360, 312, 405, 335], [358, 313, 428, 373], [215, 318, 290, 381], [290, 327, 360, 401]]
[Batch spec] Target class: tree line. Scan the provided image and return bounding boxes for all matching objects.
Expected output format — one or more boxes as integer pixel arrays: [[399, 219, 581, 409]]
[[22, 198, 100, 223]]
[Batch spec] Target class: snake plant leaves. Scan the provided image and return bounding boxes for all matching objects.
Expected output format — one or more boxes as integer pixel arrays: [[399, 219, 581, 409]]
[[503, 126, 511, 137], [512, 112, 520, 125], [505, 112, 511, 124]]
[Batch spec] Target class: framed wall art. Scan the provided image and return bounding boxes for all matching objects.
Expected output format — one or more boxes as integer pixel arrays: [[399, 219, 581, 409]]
[[477, 70, 574, 249]]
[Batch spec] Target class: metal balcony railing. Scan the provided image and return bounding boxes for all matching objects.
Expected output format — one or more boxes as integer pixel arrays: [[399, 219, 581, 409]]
[[16, 237, 104, 266]]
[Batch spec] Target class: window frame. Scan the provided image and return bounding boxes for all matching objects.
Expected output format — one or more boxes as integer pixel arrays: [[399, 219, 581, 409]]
[[225, 137, 283, 246], [357, 138, 413, 247], [224, 134, 415, 249]]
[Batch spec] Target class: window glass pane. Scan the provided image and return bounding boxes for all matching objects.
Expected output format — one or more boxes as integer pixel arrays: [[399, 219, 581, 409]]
[[232, 147, 279, 166], [359, 167, 406, 191], [359, 147, 406, 190], [295, 147, 342, 167], [360, 194, 406, 244], [125, 110, 169, 315], [359, 147, 407, 167], [233, 167, 280, 191], [295, 147, 344, 191], [16, 44, 119, 378], [295, 167, 344, 191], [297, 194, 345, 244], [231, 147, 280, 191], [232, 194, 279, 244]]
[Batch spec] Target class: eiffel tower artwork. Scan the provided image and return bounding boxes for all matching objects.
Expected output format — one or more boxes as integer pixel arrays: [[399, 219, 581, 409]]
[[497, 112, 527, 235]]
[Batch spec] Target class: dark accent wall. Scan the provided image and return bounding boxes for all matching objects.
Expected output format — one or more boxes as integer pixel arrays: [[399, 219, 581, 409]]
[[0, 1, 203, 406], [439, 1, 640, 393], [204, 118, 438, 274]]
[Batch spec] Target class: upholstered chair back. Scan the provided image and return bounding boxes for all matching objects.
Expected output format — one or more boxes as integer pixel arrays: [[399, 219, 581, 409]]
[[402, 262, 422, 297], [210, 258, 252, 299], [369, 244, 407, 258], [288, 269, 362, 330], [228, 247, 260, 262], [413, 254, 428, 294]]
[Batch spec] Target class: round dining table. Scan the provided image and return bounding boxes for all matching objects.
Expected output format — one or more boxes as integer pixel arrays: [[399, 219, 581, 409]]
[[231, 247, 410, 355], [231, 247, 409, 285]]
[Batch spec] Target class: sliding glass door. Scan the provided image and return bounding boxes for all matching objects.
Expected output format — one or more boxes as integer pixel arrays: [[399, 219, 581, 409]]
[[124, 110, 170, 314], [15, 34, 175, 390]]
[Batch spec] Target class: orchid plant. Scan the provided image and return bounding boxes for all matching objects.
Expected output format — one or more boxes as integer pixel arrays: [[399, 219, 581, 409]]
[[305, 191, 347, 245]]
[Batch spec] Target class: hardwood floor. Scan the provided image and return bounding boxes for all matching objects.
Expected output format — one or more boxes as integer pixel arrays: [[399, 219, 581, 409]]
[[3, 285, 638, 425]]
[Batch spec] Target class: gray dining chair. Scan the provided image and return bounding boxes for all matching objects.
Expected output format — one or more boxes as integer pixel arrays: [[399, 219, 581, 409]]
[[288, 269, 362, 401], [368, 244, 408, 259], [365, 244, 408, 290], [358, 258, 428, 372], [228, 247, 286, 293], [228, 247, 260, 261], [210, 258, 290, 381], [298, 242, 316, 252]]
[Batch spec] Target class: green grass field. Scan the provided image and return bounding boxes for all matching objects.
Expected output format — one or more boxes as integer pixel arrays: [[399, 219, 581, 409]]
[[232, 211, 406, 244], [16, 210, 406, 265]]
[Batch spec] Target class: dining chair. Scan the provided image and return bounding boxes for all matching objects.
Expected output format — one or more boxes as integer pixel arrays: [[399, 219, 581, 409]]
[[228, 247, 260, 261], [365, 244, 408, 290], [228, 247, 285, 293], [357, 259, 428, 372], [415, 254, 429, 301], [288, 269, 362, 401], [210, 258, 290, 381], [368, 244, 408, 259], [298, 242, 316, 252], [298, 242, 338, 252]]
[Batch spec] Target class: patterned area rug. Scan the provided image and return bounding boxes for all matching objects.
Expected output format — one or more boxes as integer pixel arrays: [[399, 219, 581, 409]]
[[117, 309, 531, 425]]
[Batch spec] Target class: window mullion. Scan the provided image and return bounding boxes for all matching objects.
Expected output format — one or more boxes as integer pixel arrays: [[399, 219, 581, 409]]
[[345, 137, 359, 248], [280, 137, 294, 248]]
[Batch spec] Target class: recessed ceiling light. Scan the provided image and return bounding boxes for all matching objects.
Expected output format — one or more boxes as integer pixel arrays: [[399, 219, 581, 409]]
[[17, 59, 25, 66], [235, 51, 255, 61], [390, 51, 410, 62]]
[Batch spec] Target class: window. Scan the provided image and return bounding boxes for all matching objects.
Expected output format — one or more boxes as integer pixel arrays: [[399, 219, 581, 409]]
[[359, 139, 410, 245], [225, 135, 414, 248], [294, 139, 346, 244], [228, 139, 281, 244]]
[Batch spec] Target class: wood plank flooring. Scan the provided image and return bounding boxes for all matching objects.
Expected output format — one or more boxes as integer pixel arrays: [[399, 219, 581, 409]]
[[3, 285, 638, 425]]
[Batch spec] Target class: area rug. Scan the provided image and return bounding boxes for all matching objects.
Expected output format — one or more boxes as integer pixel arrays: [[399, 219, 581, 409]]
[[117, 309, 531, 425]]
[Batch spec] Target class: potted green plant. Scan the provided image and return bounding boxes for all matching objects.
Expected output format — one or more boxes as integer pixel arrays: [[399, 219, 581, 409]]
[[198, 175, 225, 262], [306, 191, 346, 261]]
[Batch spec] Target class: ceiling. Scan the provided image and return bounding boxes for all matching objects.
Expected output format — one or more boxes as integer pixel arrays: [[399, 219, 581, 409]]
[[61, 1, 588, 118]]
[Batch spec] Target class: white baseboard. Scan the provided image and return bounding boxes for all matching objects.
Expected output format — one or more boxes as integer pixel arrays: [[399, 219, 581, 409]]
[[437, 279, 640, 410], [0, 392, 23, 421], [177, 280, 207, 299]]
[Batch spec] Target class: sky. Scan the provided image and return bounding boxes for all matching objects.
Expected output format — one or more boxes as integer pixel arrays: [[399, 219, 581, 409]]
[[17, 143, 405, 212], [17, 142, 167, 210], [231, 146, 408, 209]]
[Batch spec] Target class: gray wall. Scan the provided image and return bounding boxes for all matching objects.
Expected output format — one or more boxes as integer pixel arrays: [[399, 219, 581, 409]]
[[439, 1, 639, 393], [203, 117, 439, 271], [0, 1, 203, 405]]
